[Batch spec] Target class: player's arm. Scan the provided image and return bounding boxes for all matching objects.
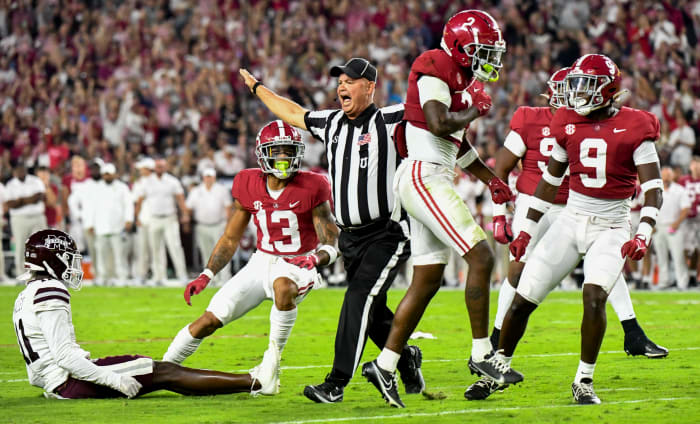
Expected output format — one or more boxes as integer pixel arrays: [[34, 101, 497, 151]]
[[510, 147, 567, 261], [310, 201, 341, 267], [622, 143, 663, 260], [456, 140, 513, 205], [37, 308, 141, 397], [184, 199, 251, 305], [239, 68, 309, 130]]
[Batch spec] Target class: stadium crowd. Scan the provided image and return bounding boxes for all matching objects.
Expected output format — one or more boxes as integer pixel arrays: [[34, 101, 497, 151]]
[[0, 0, 699, 289]]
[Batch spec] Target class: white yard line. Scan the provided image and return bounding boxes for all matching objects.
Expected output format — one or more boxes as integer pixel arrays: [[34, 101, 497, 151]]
[[271, 397, 696, 424]]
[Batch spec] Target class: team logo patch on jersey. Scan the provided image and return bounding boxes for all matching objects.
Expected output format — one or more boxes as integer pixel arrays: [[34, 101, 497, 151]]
[[542, 127, 550, 136], [357, 133, 372, 146], [254, 200, 263, 210], [565, 124, 576, 135]]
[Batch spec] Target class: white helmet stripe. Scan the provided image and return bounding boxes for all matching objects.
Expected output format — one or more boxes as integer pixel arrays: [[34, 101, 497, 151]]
[[276, 120, 287, 138]]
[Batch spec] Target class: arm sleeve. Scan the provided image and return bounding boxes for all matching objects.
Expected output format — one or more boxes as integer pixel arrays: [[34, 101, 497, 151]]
[[37, 309, 121, 390], [633, 141, 660, 165], [304, 109, 337, 143], [417, 75, 451, 108], [503, 130, 527, 157]]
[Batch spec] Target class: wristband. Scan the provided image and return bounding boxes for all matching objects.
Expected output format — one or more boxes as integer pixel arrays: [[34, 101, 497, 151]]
[[252, 81, 263, 95], [318, 245, 339, 265], [542, 167, 564, 186], [493, 202, 507, 216], [521, 218, 537, 235], [641, 178, 663, 194], [201, 268, 214, 279], [529, 196, 552, 214], [640, 206, 659, 222], [636, 221, 653, 240]]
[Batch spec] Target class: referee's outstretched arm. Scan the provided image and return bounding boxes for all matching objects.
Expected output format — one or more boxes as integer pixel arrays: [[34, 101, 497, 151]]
[[239, 69, 309, 130]]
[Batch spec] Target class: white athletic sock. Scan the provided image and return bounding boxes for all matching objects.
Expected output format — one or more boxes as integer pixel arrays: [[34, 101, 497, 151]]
[[471, 337, 492, 362], [377, 348, 401, 373], [608, 276, 636, 321], [574, 360, 596, 383], [494, 279, 516, 330], [163, 324, 202, 364], [269, 305, 297, 353]]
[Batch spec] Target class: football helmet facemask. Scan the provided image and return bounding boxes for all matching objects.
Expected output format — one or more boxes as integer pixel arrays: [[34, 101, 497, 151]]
[[440, 10, 506, 82], [567, 54, 621, 116], [23, 229, 84, 289], [547, 67, 571, 109], [255, 120, 305, 179]]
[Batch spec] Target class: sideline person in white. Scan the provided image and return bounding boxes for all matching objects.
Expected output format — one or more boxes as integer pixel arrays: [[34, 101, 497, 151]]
[[69, 161, 102, 277], [135, 159, 189, 283], [85, 164, 134, 286], [655, 166, 691, 290], [131, 158, 164, 283], [185, 168, 232, 285], [0, 182, 9, 283], [5, 164, 47, 277]]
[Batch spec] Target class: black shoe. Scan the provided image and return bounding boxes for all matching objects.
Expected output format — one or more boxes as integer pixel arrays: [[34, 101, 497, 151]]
[[397, 345, 425, 394], [571, 378, 601, 404], [624, 333, 669, 358], [468, 351, 524, 386], [303, 376, 344, 403], [489, 328, 500, 350], [464, 377, 506, 400], [361, 360, 405, 408]]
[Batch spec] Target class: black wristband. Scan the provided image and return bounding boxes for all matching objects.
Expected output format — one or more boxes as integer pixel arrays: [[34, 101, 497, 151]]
[[252, 81, 263, 95]]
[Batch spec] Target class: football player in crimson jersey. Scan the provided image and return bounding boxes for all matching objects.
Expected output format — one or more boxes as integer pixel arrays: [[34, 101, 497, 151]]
[[13, 229, 278, 399], [465, 67, 668, 401], [163, 121, 338, 395], [478, 55, 664, 405], [361, 9, 514, 408]]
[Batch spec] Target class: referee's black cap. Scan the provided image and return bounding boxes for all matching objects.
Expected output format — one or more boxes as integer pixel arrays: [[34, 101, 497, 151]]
[[330, 58, 377, 82]]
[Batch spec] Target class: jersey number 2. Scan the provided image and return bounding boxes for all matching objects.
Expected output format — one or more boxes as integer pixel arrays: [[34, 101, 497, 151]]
[[256, 210, 301, 252]]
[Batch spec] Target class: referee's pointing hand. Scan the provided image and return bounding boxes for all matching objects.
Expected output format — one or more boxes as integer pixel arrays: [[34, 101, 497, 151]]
[[239, 69, 258, 92]]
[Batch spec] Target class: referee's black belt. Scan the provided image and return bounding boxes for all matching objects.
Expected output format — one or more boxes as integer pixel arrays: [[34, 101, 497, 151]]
[[339, 218, 389, 234]]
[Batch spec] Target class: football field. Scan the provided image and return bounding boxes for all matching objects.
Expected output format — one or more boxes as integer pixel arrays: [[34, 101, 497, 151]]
[[2, 286, 699, 423]]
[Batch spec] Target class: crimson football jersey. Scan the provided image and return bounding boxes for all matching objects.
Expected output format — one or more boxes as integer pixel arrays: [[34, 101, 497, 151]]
[[232, 169, 332, 255], [509, 106, 569, 204], [551, 106, 660, 199], [677, 175, 700, 218], [403, 49, 478, 147]]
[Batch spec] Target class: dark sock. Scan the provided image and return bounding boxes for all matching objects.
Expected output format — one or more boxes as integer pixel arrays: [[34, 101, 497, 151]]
[[327, 371, 349, 388], [621, 318, 643, 335]]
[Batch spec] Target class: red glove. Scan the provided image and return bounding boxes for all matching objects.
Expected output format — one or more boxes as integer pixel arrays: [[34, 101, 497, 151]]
[[472, 89, 492, 117], [488, 177, 514, 204], [509, 231, 532, 262], [184, 273, 211, 306], [621, 235, 649, 260], [493, 215, 513, 244], [284, 253, 320, 270]]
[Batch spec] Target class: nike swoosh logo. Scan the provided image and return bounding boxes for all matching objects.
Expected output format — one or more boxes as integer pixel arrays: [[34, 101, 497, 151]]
[[613, 128, 626, 133], [289, 201, 300, 208], [377, 366, 394, 388], [328, 392, 341, 401]]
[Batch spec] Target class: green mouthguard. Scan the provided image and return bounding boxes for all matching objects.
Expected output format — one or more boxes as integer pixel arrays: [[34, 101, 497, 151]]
[[482, 63, 499, 82], [275, 161, 289, 177]]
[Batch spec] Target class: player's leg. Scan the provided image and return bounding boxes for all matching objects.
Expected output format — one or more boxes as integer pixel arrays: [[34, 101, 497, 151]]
[[654, 230, 672, 288], [112, 233, 129, 283], [163, 254, 268, 363], [670, 228, 689, 289], [270, 276, 299, 353], [153, 361, 257, 395], [148, 218, 167, 282], [163, 215, 188, 281]]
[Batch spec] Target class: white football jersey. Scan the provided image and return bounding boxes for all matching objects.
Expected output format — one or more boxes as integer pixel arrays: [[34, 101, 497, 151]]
[[12, 279, 88, 392]]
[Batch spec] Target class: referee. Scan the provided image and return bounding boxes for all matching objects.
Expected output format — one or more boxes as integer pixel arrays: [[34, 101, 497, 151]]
[[240, 58, 425, 403]]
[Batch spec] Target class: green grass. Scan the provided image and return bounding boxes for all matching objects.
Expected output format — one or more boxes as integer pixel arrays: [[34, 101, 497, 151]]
[[2, 286, 699, 423]]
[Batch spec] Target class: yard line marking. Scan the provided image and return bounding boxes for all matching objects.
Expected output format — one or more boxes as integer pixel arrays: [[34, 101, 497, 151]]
[[270, 397, 695, 424]]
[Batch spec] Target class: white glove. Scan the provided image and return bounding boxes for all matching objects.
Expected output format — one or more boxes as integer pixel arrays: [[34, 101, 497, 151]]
[[117, 375, 142, 398]]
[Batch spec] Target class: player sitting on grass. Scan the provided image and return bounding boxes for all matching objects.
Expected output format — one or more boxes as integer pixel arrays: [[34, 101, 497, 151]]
[[13, 229, 278, 399]]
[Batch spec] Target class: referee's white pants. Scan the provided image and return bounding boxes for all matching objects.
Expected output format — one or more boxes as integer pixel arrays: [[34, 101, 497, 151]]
[[11, 213, 47, 277], [148, 215, 188, 282], [654, 224, 688, 289], [195, 222, 230, 284], [394, 160, 486, 265], [96, 233, 129, 282]]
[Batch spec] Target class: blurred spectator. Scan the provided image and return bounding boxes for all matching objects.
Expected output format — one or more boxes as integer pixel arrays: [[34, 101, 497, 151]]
[[131, 158, 164, 283], [36, 166, 59, 228], [68, 160, 102, 275], [655, 167, 690, 290], [0, 181, 7, 283], [668, 111, 696, 171], [5, 164, 46, 278], [213, 144, 245, 177]]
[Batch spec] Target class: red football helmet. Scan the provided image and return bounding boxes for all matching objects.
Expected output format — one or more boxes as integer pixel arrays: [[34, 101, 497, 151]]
[[547, 67, 571, 109], [255, 120, 305, 179], [566, 54, 621, 116], [23, 229, 83, 289], [440, 10, 506, 82]]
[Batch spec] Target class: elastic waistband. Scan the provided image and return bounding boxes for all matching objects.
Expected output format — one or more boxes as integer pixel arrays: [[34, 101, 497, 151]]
[[339, 219, 389, 234]]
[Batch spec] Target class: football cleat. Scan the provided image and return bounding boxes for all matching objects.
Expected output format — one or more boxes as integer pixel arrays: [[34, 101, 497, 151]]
[[397, 345, 425, 394], [303, 376, 344, 403], [464, 377, 507, 400], [362, 360, 405, 408], [624, 333, 669, 358], [250, 341, 280, 396], [571, 378, 601, 404], [468, 351, 523, 386]]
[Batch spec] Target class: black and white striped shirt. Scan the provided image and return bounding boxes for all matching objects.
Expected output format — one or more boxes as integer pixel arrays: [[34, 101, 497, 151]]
[[304, 103, 404, 227]]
